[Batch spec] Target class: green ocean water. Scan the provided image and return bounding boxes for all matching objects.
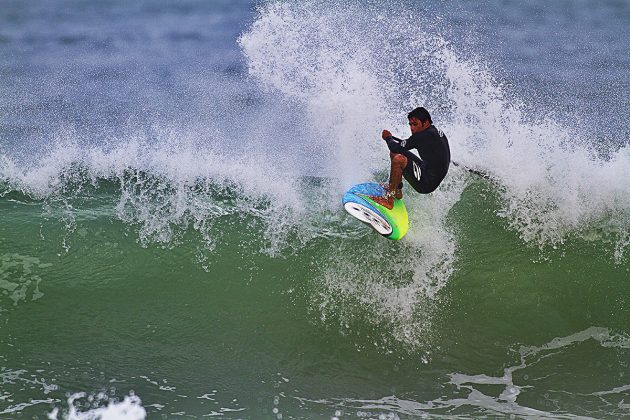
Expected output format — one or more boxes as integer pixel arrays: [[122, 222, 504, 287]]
[[1, 177, 629, 418]]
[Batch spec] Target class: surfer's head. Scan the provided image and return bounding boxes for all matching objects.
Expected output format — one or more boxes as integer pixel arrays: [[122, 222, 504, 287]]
[[407, 107, 432, 134]]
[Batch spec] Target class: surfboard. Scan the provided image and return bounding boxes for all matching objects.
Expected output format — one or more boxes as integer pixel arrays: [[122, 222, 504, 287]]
[[342, 182, 409, 240]]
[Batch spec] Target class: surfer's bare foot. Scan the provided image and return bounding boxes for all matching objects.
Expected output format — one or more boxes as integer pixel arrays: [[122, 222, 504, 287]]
[[368, 195, 394, 209], [379, 183, 403, 200], [368, 191, 394, 210]]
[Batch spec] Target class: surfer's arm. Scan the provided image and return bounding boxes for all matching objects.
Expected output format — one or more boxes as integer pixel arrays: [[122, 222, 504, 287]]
[[384, 135, 412, 153]]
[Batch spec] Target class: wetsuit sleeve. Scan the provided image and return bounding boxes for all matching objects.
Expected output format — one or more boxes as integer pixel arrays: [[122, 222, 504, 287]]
[[384, 135, 417, 153]]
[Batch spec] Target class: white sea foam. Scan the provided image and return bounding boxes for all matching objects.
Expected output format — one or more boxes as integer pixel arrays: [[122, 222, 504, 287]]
[[239, 1, 471, 349], [441, 48, 630, 254], [238, 1, 630, 347], [47, 392, 146, 420], [240, 0, 630, 252], [0, 129, 312, 255]]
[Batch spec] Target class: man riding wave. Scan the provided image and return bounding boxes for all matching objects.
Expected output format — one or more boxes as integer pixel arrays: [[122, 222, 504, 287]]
[[370, 107, 451, 209]]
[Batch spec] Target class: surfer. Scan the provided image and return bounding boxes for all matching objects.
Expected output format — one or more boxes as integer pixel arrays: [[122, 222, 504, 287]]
[[370, 107, 450, 209]]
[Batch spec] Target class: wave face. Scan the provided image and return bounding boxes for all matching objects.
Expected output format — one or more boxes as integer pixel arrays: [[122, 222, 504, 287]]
[[1, 0, 629, 418]]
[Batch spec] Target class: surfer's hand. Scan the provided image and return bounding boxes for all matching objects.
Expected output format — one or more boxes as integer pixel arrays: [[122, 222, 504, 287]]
[[382, 130, 392, 140]]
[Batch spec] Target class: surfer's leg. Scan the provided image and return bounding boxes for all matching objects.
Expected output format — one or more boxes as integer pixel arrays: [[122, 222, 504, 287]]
[[389, 152, 407, 199], [402, 152, 433, 194], [370, 153, 407, 209]]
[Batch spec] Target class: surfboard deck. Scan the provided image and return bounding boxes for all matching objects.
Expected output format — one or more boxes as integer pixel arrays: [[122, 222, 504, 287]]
[[342, 182, 409, 240]]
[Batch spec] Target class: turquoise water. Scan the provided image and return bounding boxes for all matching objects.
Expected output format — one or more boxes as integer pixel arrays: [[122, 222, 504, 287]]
[[2, 180, 628, 418], [1, 0, 629, 418]]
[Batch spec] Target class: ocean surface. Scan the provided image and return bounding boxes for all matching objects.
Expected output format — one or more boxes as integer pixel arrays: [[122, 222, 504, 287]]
[[1, 0, 629, 418]]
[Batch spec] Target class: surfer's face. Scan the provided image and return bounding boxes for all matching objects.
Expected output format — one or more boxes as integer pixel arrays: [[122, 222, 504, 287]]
[[408, 117, 429, 135]]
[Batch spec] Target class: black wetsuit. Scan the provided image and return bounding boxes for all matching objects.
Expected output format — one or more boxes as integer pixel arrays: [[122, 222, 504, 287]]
[[384, 125, 451, 194]]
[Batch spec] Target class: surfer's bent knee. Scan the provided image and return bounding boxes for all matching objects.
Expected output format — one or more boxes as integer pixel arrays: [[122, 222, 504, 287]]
[[391, 153, 407, 167]]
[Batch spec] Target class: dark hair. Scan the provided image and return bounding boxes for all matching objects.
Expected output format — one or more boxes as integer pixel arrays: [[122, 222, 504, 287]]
[[407, 107, 432, 124]]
